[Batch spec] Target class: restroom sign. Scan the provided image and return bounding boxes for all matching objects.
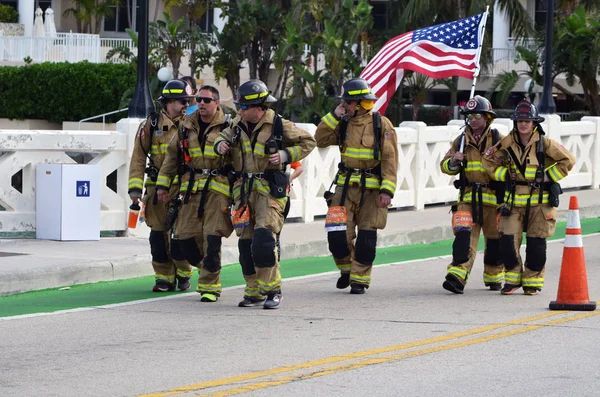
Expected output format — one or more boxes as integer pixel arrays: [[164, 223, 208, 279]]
[[76, 181, 90, 197]]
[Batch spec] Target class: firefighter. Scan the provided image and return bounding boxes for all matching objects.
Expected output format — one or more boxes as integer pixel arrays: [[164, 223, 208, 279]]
[[127, 79, 194, 292], [482, 100, 575, 295], [214, 79, 316, 309], [441, 95, 506, 294], [155, 85, 233, 303], [315, 77, 399, 294]]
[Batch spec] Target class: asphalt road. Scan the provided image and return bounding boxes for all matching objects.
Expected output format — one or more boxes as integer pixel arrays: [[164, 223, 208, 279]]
[[1, 234, 599, 397]]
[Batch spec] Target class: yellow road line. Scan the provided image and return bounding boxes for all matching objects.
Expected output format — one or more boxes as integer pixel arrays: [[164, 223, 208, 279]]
[[138, 311, 563, 397], [203, 311, 600, 397]]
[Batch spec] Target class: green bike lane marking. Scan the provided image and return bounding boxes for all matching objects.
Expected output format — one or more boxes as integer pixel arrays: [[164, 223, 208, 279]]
[[1, 218, 599, 318]]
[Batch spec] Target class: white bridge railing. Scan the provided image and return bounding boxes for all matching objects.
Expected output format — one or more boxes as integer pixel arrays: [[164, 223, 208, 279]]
[[0, 115, 599, 232]]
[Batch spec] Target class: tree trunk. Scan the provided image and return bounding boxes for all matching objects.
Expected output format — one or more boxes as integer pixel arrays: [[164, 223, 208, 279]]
[[76, 4, 82, 33], [190, 45, 197, 78], [581, 76, 600, 116], [226, 68, 241, 101]]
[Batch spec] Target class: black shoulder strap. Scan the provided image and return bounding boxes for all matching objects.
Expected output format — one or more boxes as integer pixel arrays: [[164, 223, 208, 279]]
[[141, 113, 159, 169], [273, 114, 284, 150], [535, 134, 545, 183], [338, 117, 349, 151], [506, 147, 527, 178], [373, 111, 382, 160], [491, 128, 500, 145]]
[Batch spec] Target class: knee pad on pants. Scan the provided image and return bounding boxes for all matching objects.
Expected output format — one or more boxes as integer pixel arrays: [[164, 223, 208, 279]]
[[484, 238, 500, 266], [149, 230, 169, 263], [499, 234, 518, 270], [203, 235, 222, 273], [238, 239, 255, 276], [328, 230, 350, 259], [526, 237, 546, 271], [452, 230, 471, 265], [252, 228, 276, 268], [355, 230, 377, 265], [178, 237, 203, 267], [170, 238, 185, 261]]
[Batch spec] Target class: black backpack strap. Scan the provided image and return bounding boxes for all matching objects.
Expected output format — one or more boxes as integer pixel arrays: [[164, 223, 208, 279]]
[[491, 128, 500, 145], [141, 113, 159, 169], [506, 147, 527, 178], [273, 114, 284, 150], [338, 117, 349, 151], [372, 111, 382, 160]]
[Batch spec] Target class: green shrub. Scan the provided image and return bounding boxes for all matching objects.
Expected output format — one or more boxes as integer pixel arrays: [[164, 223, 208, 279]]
[[566, 111, 589, 121], [493, 108, 515, 119], [0, 62, 137, 123], [0, 4, 18, 23]]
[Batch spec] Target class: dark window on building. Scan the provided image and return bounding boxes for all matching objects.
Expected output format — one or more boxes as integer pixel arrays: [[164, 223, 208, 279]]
[[371, 2, 388, 31], [535, 0, 556, 30], [36, 0, 52, 12], [196, 8, 214, 33], [0, 0, 17, 8], [105, 1, 140, 33]]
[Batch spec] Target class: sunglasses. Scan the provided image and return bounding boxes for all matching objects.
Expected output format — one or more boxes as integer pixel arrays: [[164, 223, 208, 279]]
[[239, 104, 260, 111], [467, 113, 484, 120], [197, 97, 216, 104], [179, 99, 190, 105]]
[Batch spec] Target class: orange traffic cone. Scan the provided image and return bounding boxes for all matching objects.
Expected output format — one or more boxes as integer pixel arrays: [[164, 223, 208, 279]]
[[549, 196, 596, 311]]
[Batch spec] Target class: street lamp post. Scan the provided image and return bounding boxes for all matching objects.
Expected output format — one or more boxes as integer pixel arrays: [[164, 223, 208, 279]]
[[539, 0, 556, 114], [128, 0, 155, 118]]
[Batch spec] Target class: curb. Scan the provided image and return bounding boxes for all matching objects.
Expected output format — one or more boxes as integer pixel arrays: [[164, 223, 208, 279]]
[[2, 204, 599, 296]]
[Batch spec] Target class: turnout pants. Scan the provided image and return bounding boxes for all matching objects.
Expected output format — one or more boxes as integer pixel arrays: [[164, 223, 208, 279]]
[[171, 188, 232, 295], [497, 204, 556, 291], [143, 185, 192, 284], [327, 186, 388, 288], [446, 203, 505, 286], [234, 189, 286, 298]]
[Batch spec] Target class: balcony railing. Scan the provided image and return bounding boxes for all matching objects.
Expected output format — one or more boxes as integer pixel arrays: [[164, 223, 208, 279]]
[[0, 33, 101, 63]]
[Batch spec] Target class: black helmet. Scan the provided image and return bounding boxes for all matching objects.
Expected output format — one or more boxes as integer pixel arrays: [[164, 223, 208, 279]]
[[338, 78, 378, 101], [461, 95, 496, 117], [235, 79, 277, 106], [511, 100, 545, 123], [158, 79, 194, 101]]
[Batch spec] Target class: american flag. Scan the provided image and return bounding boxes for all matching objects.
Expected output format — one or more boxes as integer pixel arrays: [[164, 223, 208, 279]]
[[360, 13, 487, 114]]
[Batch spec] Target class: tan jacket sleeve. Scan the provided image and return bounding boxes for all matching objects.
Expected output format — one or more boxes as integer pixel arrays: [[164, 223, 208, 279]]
[[482, 142, 510, 182], [379, 117, 398, 197], [544, 137, 575, 182], [128, 119, 151, 194], [156, 132, 180, 190], [214, 115, 240, 151], [282, 119, 316, 163], [315, 112, 341, 148], [440, 135, 462, 176]]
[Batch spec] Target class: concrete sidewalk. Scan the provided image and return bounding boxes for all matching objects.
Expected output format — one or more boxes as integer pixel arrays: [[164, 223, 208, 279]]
[[1, 188, 599, 295]]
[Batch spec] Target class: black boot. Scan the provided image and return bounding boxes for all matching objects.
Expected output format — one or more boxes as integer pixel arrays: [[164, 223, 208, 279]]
[[336, 273, 350, 289], [442, 274, 464, 294], [263, 291, 282, 309], [350, 283, 366, 294]]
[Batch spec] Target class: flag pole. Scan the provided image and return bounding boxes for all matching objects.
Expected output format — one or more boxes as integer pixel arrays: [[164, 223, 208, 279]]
[[460, 7, 491, 154], [468, 5, 490, 99]]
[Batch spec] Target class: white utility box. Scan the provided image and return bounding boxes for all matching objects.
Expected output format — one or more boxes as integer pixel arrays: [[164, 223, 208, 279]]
[[36, 164, 101, 241]]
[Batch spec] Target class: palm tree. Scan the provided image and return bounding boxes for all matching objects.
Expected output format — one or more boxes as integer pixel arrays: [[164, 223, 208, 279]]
[[162, 0, 212, 77], [63, 0, 119, 34], [149, 12, 191, 78], [486, 5, 600, 115]]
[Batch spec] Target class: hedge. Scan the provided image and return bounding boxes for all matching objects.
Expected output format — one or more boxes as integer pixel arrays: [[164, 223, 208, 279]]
[[0, 4, 18, 23], [0, 62, 137, 123]]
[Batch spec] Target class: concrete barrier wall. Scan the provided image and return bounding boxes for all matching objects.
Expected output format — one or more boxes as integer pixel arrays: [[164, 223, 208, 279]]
[[0, 114, 598, 232]]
